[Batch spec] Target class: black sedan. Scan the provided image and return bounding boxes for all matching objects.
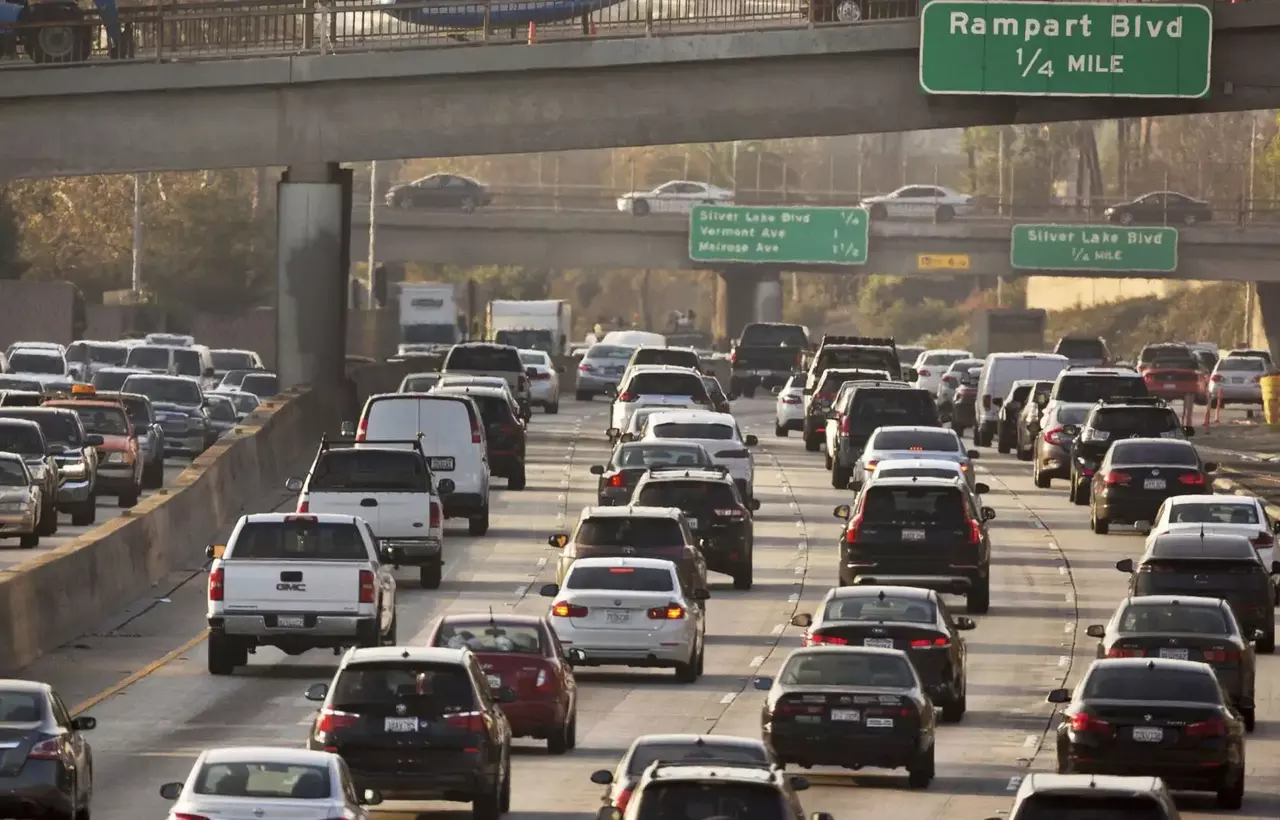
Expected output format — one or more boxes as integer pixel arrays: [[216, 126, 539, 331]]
[[1049, 658, 1245, 809], [0, 680, 96, 819], [1089, 438, 1215, 534], [384, 173, 491, 212], [588, 441, 714, 506], [1104, 191, 1212, 226], [755, 646, 936, 788], [701, 376, 730, 414], [790, 586, 974, 723], [1087, 595, 1257, 730]]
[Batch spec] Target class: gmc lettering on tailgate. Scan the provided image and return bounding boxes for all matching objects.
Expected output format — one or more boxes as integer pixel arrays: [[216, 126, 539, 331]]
[[277, 582, 307, 592]]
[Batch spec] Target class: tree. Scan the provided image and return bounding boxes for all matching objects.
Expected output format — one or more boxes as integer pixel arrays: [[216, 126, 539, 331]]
[[0, 186, 27, 281]]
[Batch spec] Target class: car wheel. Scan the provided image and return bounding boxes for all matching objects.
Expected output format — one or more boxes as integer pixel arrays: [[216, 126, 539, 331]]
[[675, 646, 699, 682], [906, 741, 935, 788], [997, 436, 1010, 455], [775, 422, 787, 437], [207, 633, 243, 676], [733, 560, 753, 591], [472, 776, 502, 820], [18, 534, 38, 549], [1091, 506, 1110, 535], [575, 390, 591, 402], [545, 401, 559, 415], [118, 490, 139, 508], [507, 465, 527, 491], [1073, 480, 1090, 506], [1183, 213, 1198, 226], [1216, 766, 1245, 810], [566, 710, 577, 749], [743, 385, 757, 399], [1017, 444, 1032, 462], [824, 452, 833, 470], [71, 498, 96, 527], [383, 614, 398, 646], [940, 688, 966, 724], [548, 718, 570, 755], [1034, 468, 1051, 489], [469, 508, 490, 536], [966, 577, 990, 614], [1243, 706, 1256, 732], [419, 563, 442, 589], [935, 204, 955, 223], [37, 498, 57, 536], [631, 199, 650, 216]]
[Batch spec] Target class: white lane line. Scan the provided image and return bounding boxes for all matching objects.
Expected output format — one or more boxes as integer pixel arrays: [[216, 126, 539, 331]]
[[1058, 565, 1067, 575], [787, 593, 799, 604], [1022, 734, 1037, 748], [1065, 592, 1075, 603], [719, 693, 736, 705], [556, 494, 566, 502], [1007, 775, 1022, 791], [794, 566, 804, 575], [515, 585, 528, 596], [1047, 541, 1059, 549], [1064, 622, 1075, 633], [536, 557, 548, 569], [749, 655, 765, 668], [1058, 655, 1070, 668], [771, 623, 785, 635]]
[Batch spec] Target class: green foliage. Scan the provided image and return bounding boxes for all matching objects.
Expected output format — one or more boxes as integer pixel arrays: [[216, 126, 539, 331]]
[[0, 187, 26, 281]]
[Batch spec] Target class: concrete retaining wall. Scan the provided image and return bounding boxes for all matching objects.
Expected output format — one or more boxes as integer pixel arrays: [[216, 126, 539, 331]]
[[0, 360, 416, 674]]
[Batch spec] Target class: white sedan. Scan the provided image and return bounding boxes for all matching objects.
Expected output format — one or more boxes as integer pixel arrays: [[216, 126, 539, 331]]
[[860, 185, 976, 222], [773, 374, 805, 436], [520, 349, 562, 413], [617, 181, 733, 216], [1142, 494, 1280, 597], [159, 747, 381, 820], [639, 408, 758, 501]]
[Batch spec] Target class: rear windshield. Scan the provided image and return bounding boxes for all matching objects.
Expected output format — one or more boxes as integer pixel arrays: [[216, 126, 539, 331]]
[[862, 486, 967, 524], [68, 406, 130, 436], [871, 430, 958, 452], [331, 662, 474, 715], [923, 352, 969, 366], [1082, 667, 1220, 702], [0, 424, 43, 455], [628, 373, 706, 399], [651, 423, 734, 441], [634, 349, 700, 369], [0, 411, 81, 446], [1218, 357, 1266, 372], [823, 595, 935, 623], [173, 349, 203, 377], [206, 399, 237, 422], [519, 352, 547, 366], [626, 742, 768, 777], [9, 352, 63, 374], [310, 450, 430, 492], [819, 347, 896, 372], [240, 374, 279, 397], [850, 391, 937, 428], [1144, 350, 1197, 369], [0, 691, 43, 724], [636, 480, 737, 508], [67, 343, 128, 365], [212, 351, 255, 371], [637, 783, 786, 820], [1015, 794, 1166, 820], [779, 652, 914, 688], [447, 346, 521, 372], [701, 379, 724, 396], [1055, 375, 1147, 403], [739, 324, 807, 347], [91, 371, 133, 391], [575, 517, 684, 547], [401, 375, 441, 393], [0, 393, 41, 408], [126, 347, 170, 370], [818, 371, 873, 394], [194, 763, 330, 800], [586, 345, 633, 361], [614, 445, 709, 469], [0, 377, 42, 391], [467, 395, 515, 426], [946, 360, 983, 375], [1109, 441, 1197, 466], [117, 397, 151, 425], [1091, 408, 1180, 432], [565, 565, 675, 591], [1053, 405, 1090, 426], [0, 460, 27, 486], [231, 521, 367, 560], [1119, 603, 1229, 634], [435, 622, 543, 654], [1169, 502, 1259, 525], [121, 377, 202, 405], [1055, 338, 1107, 359], [875, 467, 958, 481]]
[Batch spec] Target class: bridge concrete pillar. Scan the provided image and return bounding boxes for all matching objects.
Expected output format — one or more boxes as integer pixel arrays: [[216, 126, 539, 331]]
[[714, 268, 782, 343], [276, 163, 352, 391], [1253, 282, 1280, 362]]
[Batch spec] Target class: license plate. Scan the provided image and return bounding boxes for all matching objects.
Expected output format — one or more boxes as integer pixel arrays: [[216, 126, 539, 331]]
[[686, 518, 699, 530], [866, 718, 894, 728], [487, 674, 501, 689], [830, 709, 860, 722], [606, 609, 630, 624], [1232, 378, 1245, 384], [1143, 478, 1166, 490], [902, 529, 926, 541], [1163, 383, 1177, 390], [863, 638, 894, 648], [430, 457, 455, 471], [1132, 726, 1163, 743], [277, 616, 305, 628], [1159, 648, 1189, 660], [384, 717, 417, 732]]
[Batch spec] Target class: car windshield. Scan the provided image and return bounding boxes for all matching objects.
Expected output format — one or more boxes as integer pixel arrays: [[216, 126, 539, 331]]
[[0, 377, 42, 391], [309, 451, 430, 492], [862, 486, 967, 525], [122, 377, 202, 405], [0, 425, 43, 455], [823, 595, 936, 623], [614, 445, 709, 469], [635, 480, 738, 508], [1055, 376, 1147, 403], [586, 345, 634, 361], [435, 622, 543, 654], [0, 411, 80, 446], [402, 324, 457, 345], [126, 347, 171, 370], [330, 662, 474, 716], [849, 391, 937, 429], [1218, 357, 1267, 372], [68, 406, 130, 436], [1109, 442, 1198, 466], [0, 460, 26, 487], [872, 430, 959, 452], [564, 565, 675, 591], [401, 375, 441, 392], [0, 691, 44, 724], [67, 343, 128, 365], [779, 652, 915, 688], [519, 352, 548, 366], [448, 346, 521, 372], [628, 373, 706, 399], [739, 324, 807, 347], [1014, 794, 1166, 820], [91, 371, 136, 391], [1082, 667, 1220, 702], [231, 521, 367, 560], [635, 782, 786, 820], [650, 423, 734, 441], [1169, 502, 1259, 525], [230, 393, 261, 414], [1118, 604, 1230, 634], [1092, 408, 1180, 432], [240, 374, 280, 397], [206, 399, 236, 422], [574, 517, 684, 547], [1056, 339, 1107, 359], [626, 742, 769, 777], [8, 353, 63, 374], [194, 763, 331, 800]]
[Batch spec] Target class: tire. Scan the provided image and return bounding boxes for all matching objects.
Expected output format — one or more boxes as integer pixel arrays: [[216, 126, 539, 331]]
[[1257, 629, 1275, 654], [997, 437, 1011, 455], [575, 391, 591, 402], [940, 686, 966, 724], [906, 742, 935, 789], [869, 203, 888, 220], [935, 204, 955, 223], [803, 425, 821, 452], [460, 196, 478, 213], [1073, 479, 1090, 506], [675, 646, 699, 683], [743, 385, 757, 399], [967, 577, 990, 614], [774, 422, 787, 438], [1243, 707, 1256, 732], [499, 765, 511, 814], [508, 466, 526, 491], [953, 425, 966, 438], [548, 718, 571, 755], [832, 465, 851, 489], [118, 490, 139, 509], [207, 634, 242, 676], [70, 499, 96, 527], [566, 711, 577, 749], [143, 460, 164, 490], [824, 452, 833, 470], [420, 563, 442, 589], [1091, 507, 1110, 535], [1184, 213, 1199, 226], [18, 534, 38, 549], [472, 776, 502, 820], [733, 561, 753, 591], [37, 498, 57, 536], [631, 199, 650, 216], [1017, 444, 1032, 462], [383, 615, 398, 646], [1034, 469, 1051, 489], [545, 402, 559, 415], [1217, 767, 1245, 810], [1119, 211, 1135, 226], [24, 4, 91, 64], [469, 509, 490, 536]]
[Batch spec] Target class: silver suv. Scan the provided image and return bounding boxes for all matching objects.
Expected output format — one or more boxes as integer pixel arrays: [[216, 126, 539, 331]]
[[597, 761, 830, 820]]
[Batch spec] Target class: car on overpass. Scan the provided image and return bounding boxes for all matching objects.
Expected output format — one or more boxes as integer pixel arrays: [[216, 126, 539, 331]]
[[385, 174, 491, 212], [1104, 191, 1212, 226], [860, 185, 976, 223], [616, 181, 733, 217]]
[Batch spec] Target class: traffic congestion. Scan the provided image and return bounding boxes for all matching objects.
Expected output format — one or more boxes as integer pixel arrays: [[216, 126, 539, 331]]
[[2, 326, 1279, 820]]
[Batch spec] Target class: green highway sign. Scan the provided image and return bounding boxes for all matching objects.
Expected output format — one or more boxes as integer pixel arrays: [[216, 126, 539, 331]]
[[1010, 224, 1179, 272], [688, 205, 869, 265], [919, 1, 1212, 98]]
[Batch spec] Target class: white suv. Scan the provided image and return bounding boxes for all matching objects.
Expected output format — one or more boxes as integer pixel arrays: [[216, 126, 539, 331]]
[[608, 365, 711, 438]]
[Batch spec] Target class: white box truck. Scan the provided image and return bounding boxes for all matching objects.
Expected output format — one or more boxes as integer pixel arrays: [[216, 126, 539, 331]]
[[487, 299, 572, 356], [399, 283, 461, 347]]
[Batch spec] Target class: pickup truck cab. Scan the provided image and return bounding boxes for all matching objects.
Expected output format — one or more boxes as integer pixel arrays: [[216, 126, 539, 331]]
[[205, 513, 398, 675], [441, 342, 532, 421], [729, 322, 809, 398], [287, 438, 453, 589]]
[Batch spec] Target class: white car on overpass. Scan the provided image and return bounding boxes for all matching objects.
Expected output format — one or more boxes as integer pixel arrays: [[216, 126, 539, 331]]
[[860, 184, 977, 222], [616, 181, 733, 217]]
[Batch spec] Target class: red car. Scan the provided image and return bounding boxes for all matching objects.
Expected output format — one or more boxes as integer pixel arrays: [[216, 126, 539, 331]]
[[426, 613, 578, 753], [1138, 344, 1208, 403]]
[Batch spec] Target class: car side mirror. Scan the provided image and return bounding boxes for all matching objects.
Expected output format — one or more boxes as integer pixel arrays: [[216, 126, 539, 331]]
[[359, 789, 383, 806], [1116, 558, 1135, 573], [567, 647, 587, 663], [205, 544, 225, 559], [1237, 695, 1255, 711], [1204, 461, 1218, 473], [526, 367, 539, 378], [1085, 624, 1105, 638], [744, 434, 758, 447], [597, 808, 622, 820], [586, 464, 606, 477], [980, 506, 996, 522], [547, 533, 569, 549], [1272, 520, 1280, 534], [1183, 425, 1195, 437], [749, 498, 760, 511], [833, 504, 851, 520], [974, 482, 990, 495], [71, 715, 96, 731], [304, 682, 329, 702], [955, 617, 976, 630], [693, 588, 710, 601], [340, 421, 356, 437], [1046, 688, 1070, 704], [159, 782, 183, 800], [620, 433, 635, 443], [84, 434, 104, 447], [966, 449, 980, 459], [540, 583, 559, 597], [753, 676, 773, 691], [992, 397, 1003, 407], [590, 770, 614, 786], [791, 613, 812, 628], [437, 478, 456, 495], [789, 775, 810, 792], [605, 428, 620, 440], [284, 477, 304, 493]]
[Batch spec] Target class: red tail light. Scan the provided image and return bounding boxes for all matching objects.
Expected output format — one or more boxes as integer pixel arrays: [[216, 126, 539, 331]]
[[1069, 713, 1112, 734], [966, 519, 981, 544], [1106, 647, 1145, 658], [208, 567, 224, 601], [469, 410, 482, 444], [839, 414, 850, 434], [1253, 532, 1273, 549], [647, 603, 686, 620], [358, 569, 376, 604], [429, 501, 441, 528], [619, 391, 638, 402], [173, 815, 212, 820], [1103, 471, 1131, 486], [910, 637, 949, 648], [607, 474, 625, 487], [1211, 374, 1223, 382], [1178, 472, 1206, 486], [1201, 648, 1241, 663], [918, 369, 931, 377], [806, 633, 848, 646], [729, 351, 737, 363], [844, 513, 863, 543], [317, 708, 360, 733], [1043, 426, 1066, 446], [27, 738, 60, 760], [552, 601, 588, 617], [1186, 717, 1228, 737], [579, 363, 594, 373], [615, 787, 634, 812], [355, 415, 369, 442], [446, 712, 486, 732], [296, 498, 310, 514]]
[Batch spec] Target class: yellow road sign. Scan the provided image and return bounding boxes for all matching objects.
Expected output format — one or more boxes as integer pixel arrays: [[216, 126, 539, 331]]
[[917, 254, 970, 270]]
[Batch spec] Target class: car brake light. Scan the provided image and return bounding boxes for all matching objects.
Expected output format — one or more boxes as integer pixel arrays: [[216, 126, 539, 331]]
[[1069, 713, 1112, 734], [1106, 647, 1145, 658], [1253, 532, 1274, 549], [844, 513, 863, 543], [809, 633, 847, 647], [782, 395, 802, 405], [1043, 426, 1066, 446], [27, 738, 60, 760], [967, 519, 981, 544], [579, 363, 594, 373], [910, 637, 949, 648], [1201, 648, 1241, 663], [355, 415, 368, 442], [619, 391, 638, 402], [284, 515, 317, 523], [1103, 471, 1131, 486], [173, 815, 212, 820], [647, 603, 686, 620], [552, 601, 588, 617], [446, 712, 486, 732], [865, 459, 879, 471], [918, 369, 931, 378], [729, 351, 737, 363], [316, 708, 360, 733], [1211, 374, 1223, 382], [839, 413, 850, 434], [615, 787, 634, 812], [607, 474, 625, 487], [358, 569, 376, 604], [469, 411, 482, 444], [208, 567, 224, 601], [1186, 717, 1228, 738], [296, 498, 310, 514], [1178, 472, 1206, 486], [429, 501, 441, 528]]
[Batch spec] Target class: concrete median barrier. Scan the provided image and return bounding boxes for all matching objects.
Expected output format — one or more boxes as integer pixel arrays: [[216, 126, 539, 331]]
[[0, 361, 416, 674]]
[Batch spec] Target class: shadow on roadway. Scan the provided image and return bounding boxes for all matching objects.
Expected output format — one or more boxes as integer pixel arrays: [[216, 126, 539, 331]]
[[967, 642, 1069, 657], [793, 763, 1018, 796], [993, 553, 1130, 571], [990, 604, 1112, 621]]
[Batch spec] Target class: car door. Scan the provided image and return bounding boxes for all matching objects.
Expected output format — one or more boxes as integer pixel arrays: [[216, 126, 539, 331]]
[[543, 621, 577, 709], [891, 186, 927, 218], [650, 182, 683, 213], [1135, 193, 1165, 223], [49, 693, 88, 788], [415, 175, 448, 207], [666, 183, 702, 214], [936, 599, 967, 676]]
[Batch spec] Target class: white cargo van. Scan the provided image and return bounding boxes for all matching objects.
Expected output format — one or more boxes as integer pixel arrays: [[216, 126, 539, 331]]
[[345, 393, 492, 535], [975, 353, 1069, 447]]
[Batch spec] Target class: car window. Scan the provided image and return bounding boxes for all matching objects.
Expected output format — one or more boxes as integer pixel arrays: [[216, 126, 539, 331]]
[[310, 450, 430, 492], [331, 662, 475, 716], [0, 691, 45, 724], [1054, 405, 1090, 425], [615, 445, 709, 468], [1091, 408, 1180, 432], [8, 352, 64, 374], [739, 324, 808, 347], [650, 422, 734, 441], [231, 520, 368, 560], [0, 424, 44, 455], [0, 377, 42, 391], [849, 391, 937, 429], [1218, 358, 1267, 372], [194, 763, 331, 799], [779, 652, 914, 687], [435, 622, 543, 654], [871, 430, 959, 451], [626, 742, 769, 777], [0, 460, 27, 486], [121, 377, 202, 405], [1082, 667, 1220, 702], [564, 565, 674, 591], [519, 352, 546, 366], [861, 486, 968, 525], [463, 394, 515, 426], [173, 349, 203, 377], [447, 346, 522, 372], [495, 330, 552, 352], [0, 411, 82, 446], [635, 480, 738, 508], [823, 595, 935, 623], [125, 347, 171, 370], [67, 406, 130, 436], [875, 467, 959, 481], [1108, 441, 1197, 466], [1118, 604, 1229, 634], [401, 375, 441, 392], [206, 399, 237, 422], [1055, 339, 1107, 359], [1015, 794, 1167, 820], [574, 517, 684, 547], [1169, 502, 1259, 525], [628, 373, 707, 399], [633, 349, 700, 369], [212, 351, 256, 371], [1054, 375, 1146, 403], [240, 374, 280, 397]]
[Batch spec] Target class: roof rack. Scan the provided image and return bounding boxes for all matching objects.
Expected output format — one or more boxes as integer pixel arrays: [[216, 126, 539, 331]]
[[318, 435, 425, 455], [1065, 364, 1135, 372], [650, 759, 779, 776], [819, 335, 896, 349], [1095, 396, 1168, 406]]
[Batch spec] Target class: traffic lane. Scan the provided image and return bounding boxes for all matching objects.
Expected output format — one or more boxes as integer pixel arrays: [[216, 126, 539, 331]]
[[0, 456, 190, 570], [982, 451, 1280, 818]]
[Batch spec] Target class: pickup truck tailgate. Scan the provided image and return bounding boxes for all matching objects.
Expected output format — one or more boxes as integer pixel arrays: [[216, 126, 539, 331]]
[[304, 491, 429, 539], [223, 561, 366, 613]]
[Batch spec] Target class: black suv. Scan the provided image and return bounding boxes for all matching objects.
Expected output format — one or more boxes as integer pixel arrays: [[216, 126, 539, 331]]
[[834, 476, 994, 613], [1069, 397, 1190, 505], [828, 384, 936, 489], [804, 335, 900, 396], [802, 368, 894, 452], [305, 646, 514, 820], [590, 442, 714, 506], [436, 386, 527, 490], [632, 465, 758, 590]]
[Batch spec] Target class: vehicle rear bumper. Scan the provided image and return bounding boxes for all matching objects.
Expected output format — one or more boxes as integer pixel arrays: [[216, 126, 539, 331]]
[[776, 415, 804, 430], [597, 486, 634, 506], [442, 492, 486, 518], [576, 373, 619, 392], [210, 613, 374, 640], [383, 537, 442, 566], [0, 768, 74, 817], [94, 467, 138, 494], [766, 725, 920, 768], [1063, 750, 1233, 789], [562, 641, 692, 668], [951, 403, 977, 427], [848, 573, 975, 595], [1037, 447, 1072, 479], [733, 369, 792, 388], [346, 764, 490, 802], [502, 700, 566, 737]]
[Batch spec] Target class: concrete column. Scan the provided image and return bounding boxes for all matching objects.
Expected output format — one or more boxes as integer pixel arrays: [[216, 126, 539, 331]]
[[713, 268, 782, 343], [276, 163, 352, 391], [1253, 282, 1280, 361]]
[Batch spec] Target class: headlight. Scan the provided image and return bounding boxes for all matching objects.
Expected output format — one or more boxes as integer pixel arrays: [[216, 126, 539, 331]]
[[105, 452, 125, 464], [26, 464, 45, 479], [0, 502, 25, 513], [60, 462, 86, 477]]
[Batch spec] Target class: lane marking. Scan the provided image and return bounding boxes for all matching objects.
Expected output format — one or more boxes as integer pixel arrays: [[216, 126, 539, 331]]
[[72, 629, 208, 716], [1064, 622, 1075, 633], [787, 593, 799, 604], [719, 693, 736, 705], [1058, 565, 1067, 575], [771, 623, 784, 635], [1022, 734, 1037, 747], [1058, 655, 1070, 668], [1007, 775, 1023, 791], [515, 585, 528, 595], [794, 566, 804, 575], [749, 655, 765, 668]]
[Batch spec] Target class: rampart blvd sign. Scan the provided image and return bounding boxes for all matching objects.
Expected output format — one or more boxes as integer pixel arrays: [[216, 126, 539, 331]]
[[1010, 224, 1179, 272], [919, 1, 1212, 98]]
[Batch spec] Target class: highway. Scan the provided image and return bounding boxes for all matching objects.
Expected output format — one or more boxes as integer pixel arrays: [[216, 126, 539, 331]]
[[18, 397, 1280, 819]]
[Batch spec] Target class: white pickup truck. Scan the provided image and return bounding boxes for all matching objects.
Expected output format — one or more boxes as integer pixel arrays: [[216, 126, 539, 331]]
[[205, 512, 398, 675], [286, 438, 452, 589]]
